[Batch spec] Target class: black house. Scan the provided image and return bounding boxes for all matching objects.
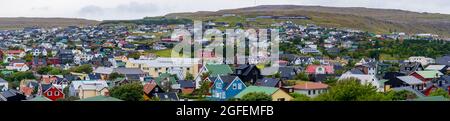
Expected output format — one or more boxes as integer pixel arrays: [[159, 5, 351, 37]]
[[234, 64, 262, 84], [57, 49, 74, 64]]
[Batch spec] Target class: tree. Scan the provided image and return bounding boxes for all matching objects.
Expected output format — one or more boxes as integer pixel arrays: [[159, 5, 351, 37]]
[[70, 64, 93, 74], [109, 72, 125, 80], [185, 73, 194, 80], [110, 82, 144, 101], [312, 61, 321, 65], [24, 54, 33, 62], [291, 93, 311, 101], [240, 92, 272, 101], [272, 72, 281, 78], [386, 90, 417, 100], [429, 88, 450, 98], [127, 52, 141, 59], [314, 78, 391, 101], [294, 72, 309, 81], [194, 80, 211, 97]]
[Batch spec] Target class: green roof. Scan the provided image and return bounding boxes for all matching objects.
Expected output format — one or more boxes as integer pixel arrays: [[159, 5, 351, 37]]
[[235, 86, 279, 99], [412, 96, 449, 101], [154, 73, 177, 85], [77, 96, 123, 101], [26, 96, 51, 101], [205, 64, 233, 76], [415, 71, 443, 78]]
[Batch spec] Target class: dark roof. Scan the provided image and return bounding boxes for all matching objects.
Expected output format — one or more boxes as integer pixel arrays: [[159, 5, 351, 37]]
[[400, 62, 423, 75], [279, 66, 298, 79], [235, 64, 259, 76], [313, 74, 327, 82], [154, 92, 179, 101], [436, 55, 450, 66], [88, 73, 102, 80], [255, 78, 280, 87], [219, 75, 238, 88], [349, 68, 364, 74], [178, 80, 195, 88], [41, 84, 53, 92], [383, 72, 406, 80]]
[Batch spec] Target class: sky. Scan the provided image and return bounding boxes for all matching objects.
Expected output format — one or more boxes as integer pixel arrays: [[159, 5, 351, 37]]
[[0, 0, 449, 20]]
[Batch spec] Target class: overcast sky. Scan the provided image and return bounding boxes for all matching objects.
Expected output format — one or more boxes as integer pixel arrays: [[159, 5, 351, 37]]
[[0, 0, 449, 20]]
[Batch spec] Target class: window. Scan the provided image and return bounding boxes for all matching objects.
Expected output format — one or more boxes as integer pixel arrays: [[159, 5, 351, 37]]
[[308, 90, 311, 95], [186, 68, 190, 71], [47, 91, 52, 96], [216, 83, 222, 89], [277, 98, 285, 101], [312, 90, 316, 94], [232, 83, 237, 89], [238, 83, 242, 90], [55, 91, 60, 96]]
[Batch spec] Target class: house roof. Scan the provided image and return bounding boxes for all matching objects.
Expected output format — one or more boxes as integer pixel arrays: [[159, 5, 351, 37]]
[[143, 83, 158, 94], [425, 65, 446, 71], [305, 65, 334, 74], [93, 67, 114, 74], [154, 73, 177, 86], [293, 81, 329, 90], [178, 80, 195, 88], [414, 71, 443, 79], [26, 96, 51, 101], [205, 64, 233, 76], [348, 68, 364, 75], [77, 95, 123, 101], [255, 78, 280, 87], [397, 76, 423, 85], [113, 68, 145, 75], [234, 86, 279, 98], [0, 78, 7, 83], [155, 92, 179, 101], [391, 87, 425, 98], [218, 75, 239, 88]]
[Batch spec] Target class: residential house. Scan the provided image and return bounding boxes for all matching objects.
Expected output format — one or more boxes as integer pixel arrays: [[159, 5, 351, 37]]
[[410, 71, 443, 83], [210, 75, 246, 100], [6, 60, 29, 72], [154, 73, 178, 92], [57, 49, 74, 64], [233, 64, 262, 84], [355, 62, 378, 75], [255, 78, 282, 88], [143, 82, 164, 99], [6, 50, 25, 58], [178, 80, 195, 95], [339, 71, 384, 92], [305, 65, 334, 75], [235, 86, 293, 101], [69, 80, 109, 99], [0, 89, 26, 101], [126, 58, 200, 79], [154, 92, 179, 101], [113, 68, 147, 81], [406, 56, 435, 66], [293, 81, 329, 97], [195, 64, 233, 89], [41, 84, 64, 101], [384, 76, 424, 91], [400, 62, 424, 75], [425, 65, 448, 74]]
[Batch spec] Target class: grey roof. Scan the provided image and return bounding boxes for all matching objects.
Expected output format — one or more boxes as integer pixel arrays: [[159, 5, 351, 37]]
[[219, 75, 238, 88], [155, 92, 179, 101], [349, 68, 364, 74], [397, 76, 423, 85], [113, 68, 145, 75], [436, 55, 450, 66], [178, 80, 195, 88], [0, 78, 7, 83], [255, 78, 280, 87]]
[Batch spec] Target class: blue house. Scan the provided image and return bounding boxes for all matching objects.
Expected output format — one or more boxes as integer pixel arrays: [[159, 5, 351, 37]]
[[210, 75, 246, 100]]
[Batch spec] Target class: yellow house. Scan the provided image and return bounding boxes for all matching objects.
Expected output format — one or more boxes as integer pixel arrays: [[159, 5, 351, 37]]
[[126, 57, 200, 78], [78, 84, 109, 99], [235, 86, 294, 101]]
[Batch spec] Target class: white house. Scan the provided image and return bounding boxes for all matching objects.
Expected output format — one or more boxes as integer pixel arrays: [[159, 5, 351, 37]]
[[406, 56, 435, 66], [0, 78, 8, 92], [339, 71, 384, 92]]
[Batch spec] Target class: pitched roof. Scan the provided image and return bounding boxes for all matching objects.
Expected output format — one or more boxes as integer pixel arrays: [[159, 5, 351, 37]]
[[77, 96, 123, 101], [414, 71, 443, 79], [155, 92, 179, 101], [397, 76, 423, 85], [293, 81, 329, 90], [234, 86, 281, 98], [26, 96, 51, 101], [154, 73, 177, 86], [143, 83, 158, 94], [255, 78, 280, 87], [93, 67, 114, 74], [218, 75, 239, 88], [205, 64, 233, 76], [178, 80, 195, 88], [425, 65, 446, 71], [113, 68, 145, 75]]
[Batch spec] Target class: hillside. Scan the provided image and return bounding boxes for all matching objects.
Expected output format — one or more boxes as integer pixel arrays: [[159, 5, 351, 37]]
[[165, 5, 450, 37], [0, 17, 100, 29]]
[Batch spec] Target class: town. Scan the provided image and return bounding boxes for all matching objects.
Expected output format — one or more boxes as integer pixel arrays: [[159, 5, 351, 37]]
[[1, 14, 450, 101]]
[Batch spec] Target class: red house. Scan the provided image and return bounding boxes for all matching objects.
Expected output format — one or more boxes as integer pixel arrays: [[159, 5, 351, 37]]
[[42, 85, 64, 101], [410, 71, 443, 82], [47, 57, 60, 65]]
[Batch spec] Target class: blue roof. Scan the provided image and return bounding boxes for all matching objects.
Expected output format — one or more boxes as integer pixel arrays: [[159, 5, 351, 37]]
[[178, 80, 195, 88]]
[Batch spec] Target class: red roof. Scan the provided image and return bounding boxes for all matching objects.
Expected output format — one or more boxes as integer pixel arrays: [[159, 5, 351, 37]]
[[7, 50, 24, 54], [143, 83, 157, 94]]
